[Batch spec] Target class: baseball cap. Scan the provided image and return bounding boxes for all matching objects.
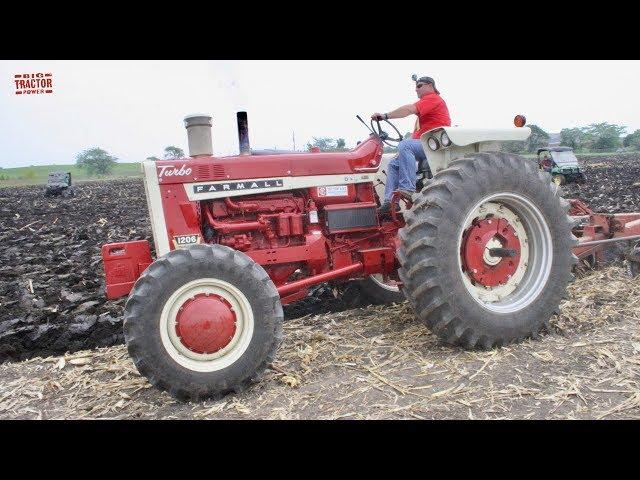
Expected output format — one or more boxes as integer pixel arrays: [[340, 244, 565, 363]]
[[412, 74, 440, 94]]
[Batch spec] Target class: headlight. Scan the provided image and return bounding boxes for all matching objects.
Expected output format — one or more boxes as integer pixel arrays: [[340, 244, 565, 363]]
[[427, 137, 440, 151], [440, 131, 451, 147]]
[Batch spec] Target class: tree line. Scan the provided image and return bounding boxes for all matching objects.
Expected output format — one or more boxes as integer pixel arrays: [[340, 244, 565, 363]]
[[75, 145, 185, 176], [503, 122, 639, 154], [72, 123, 640, 177], [306, 134, 412, 154], [305, 137, 347, 151]]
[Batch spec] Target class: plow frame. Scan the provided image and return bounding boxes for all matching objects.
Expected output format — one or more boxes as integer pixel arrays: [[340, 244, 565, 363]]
[[570, 199, 640, 267]]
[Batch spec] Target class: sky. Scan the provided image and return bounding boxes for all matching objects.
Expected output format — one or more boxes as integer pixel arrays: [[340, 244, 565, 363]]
[[1, 60, 639, 168]]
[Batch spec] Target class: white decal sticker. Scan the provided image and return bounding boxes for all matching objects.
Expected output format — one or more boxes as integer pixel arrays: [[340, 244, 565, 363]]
[[173, 234, 201, 249], [318, 185, 348, 197], [158, 165, 192, 178]]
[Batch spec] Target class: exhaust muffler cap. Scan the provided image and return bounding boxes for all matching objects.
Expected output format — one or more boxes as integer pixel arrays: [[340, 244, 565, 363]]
[[184, 114, 213, 157], [184, 114, 212, 127]]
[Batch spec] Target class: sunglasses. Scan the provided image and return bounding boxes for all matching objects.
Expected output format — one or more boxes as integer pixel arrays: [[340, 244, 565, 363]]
[[416, 83, 428, 88]]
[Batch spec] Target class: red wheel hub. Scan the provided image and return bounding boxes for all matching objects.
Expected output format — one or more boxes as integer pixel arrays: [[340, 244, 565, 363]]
[[462, 217, 521, 287], [175, 293, 237, 354]]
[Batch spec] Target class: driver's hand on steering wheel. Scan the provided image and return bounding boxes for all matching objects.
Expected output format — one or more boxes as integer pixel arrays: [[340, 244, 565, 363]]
[[371, 113, 385, 121]]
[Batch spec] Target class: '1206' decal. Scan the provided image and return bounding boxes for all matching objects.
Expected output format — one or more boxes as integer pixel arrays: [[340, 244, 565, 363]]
[[173, 234, 200, 248]]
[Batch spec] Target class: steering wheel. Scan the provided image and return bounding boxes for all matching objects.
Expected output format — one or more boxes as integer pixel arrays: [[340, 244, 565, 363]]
[[370, 118, 404, 147]]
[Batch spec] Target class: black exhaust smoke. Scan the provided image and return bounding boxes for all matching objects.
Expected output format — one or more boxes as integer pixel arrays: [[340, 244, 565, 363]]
[[237, 111, 251, 156]]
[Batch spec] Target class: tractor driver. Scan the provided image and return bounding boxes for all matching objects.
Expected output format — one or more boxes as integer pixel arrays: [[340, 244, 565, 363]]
[[372, 75, 451, 213]]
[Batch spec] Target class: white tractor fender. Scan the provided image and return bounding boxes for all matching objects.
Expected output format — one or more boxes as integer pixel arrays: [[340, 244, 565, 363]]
[[432, 126, 531, 146], [419, 126, 532, 174], [375, 126, 531, 201]]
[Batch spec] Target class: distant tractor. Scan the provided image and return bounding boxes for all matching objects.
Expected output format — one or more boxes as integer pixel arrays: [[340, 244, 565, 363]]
[[45, 172, 75, 197], [537, 147, 586, 186]]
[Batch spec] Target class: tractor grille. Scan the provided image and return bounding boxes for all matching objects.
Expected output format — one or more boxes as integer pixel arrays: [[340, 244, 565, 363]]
[[212, 164, 226, 178], [194, 164, 226, 181], [324, 203, 378, 233]]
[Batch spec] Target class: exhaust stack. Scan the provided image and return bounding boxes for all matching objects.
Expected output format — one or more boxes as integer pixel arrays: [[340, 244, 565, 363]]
[[237, 111, 251, 156], [184, 114, 213, 157]]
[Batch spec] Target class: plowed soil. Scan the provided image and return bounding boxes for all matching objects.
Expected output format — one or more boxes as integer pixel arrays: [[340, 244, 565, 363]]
[[563, 154, 640, 213]]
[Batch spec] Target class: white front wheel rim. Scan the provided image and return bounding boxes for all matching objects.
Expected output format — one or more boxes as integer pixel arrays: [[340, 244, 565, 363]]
[[159, 278, 254, 372]]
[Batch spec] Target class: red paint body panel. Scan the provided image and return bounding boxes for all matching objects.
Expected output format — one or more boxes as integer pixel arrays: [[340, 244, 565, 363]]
[[160, 183, 203, 249], [359, 248, 396, 275], [102, 240, 152, 299], [154, 136, 383, 185]]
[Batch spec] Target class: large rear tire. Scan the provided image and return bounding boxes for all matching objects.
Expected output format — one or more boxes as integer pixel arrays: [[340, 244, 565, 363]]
[[123, 244, 283, 401], [398, 152, 576, 349]]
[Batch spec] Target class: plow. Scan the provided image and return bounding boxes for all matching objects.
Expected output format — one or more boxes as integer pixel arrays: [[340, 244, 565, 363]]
[[100, 112, 640, 401], [568, 198, 640, 275]]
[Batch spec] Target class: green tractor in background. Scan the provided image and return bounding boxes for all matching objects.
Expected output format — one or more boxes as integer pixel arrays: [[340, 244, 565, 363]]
[[537, 146, 586, 186], [45, 171, 75, 197]]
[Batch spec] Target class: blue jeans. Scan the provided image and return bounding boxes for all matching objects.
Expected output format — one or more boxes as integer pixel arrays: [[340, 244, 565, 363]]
[[383, 139, 427, 203]]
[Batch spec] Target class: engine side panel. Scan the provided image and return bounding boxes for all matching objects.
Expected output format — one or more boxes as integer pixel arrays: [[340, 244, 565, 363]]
[[121, 140, 400, 301]]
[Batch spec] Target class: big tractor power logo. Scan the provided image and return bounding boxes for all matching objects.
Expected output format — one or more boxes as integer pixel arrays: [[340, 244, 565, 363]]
[[14, 73, 53, 95]]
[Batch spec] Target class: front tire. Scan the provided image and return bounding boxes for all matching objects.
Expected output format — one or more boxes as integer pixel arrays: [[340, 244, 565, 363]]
[[552, 173, 566, 186], [123, 244, 283, 401], [398, 152, 576, 349]]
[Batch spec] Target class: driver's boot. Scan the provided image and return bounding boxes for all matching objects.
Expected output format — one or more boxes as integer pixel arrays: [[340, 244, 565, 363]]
[[397, 189, 416, 202], [379, 201, 401, 215]]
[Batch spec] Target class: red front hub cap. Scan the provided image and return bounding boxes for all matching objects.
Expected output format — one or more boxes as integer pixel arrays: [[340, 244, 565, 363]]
[[175, 293, 237, 354], [462, 218, 521, 287]]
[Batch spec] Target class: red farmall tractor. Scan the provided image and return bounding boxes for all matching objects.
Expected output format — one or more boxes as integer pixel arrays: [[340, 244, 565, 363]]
[[102, 112, 640, 400]]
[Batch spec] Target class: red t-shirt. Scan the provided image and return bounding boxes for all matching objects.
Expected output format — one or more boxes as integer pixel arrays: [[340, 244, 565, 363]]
[[412, 93, 451, 139]]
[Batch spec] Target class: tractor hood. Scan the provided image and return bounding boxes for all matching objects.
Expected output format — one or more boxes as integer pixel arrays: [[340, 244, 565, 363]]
[[431, 126, 531, 146]]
